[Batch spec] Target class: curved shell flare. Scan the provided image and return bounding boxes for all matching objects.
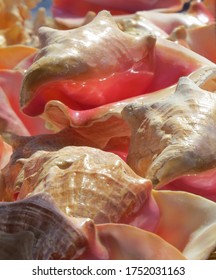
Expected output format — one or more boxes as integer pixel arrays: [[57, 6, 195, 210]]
[[122, 75, 216, 190], [0, 193, 88, 259], [1, 145, 155, 229], [20, 10, 156, 116]]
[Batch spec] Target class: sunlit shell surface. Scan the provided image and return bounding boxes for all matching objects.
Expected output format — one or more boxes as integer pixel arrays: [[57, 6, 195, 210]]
[[92, 223, 186, 260], [20, 8, 215, 119], [18, 8, 215, 161], [1, 146, 156, 229], [38, 66, 216, 162], [20, 10, 157, 116], [2, 143, 216, 259], [122, 75, 216, 200], [0, 0, 216, 260], [152, 190, 216, 260], [169, 23, 216, 63]]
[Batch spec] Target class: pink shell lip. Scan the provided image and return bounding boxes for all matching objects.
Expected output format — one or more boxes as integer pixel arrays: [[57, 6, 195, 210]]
[[161, 168, 216, 202], [52, 0, 192, 19], [21, 38, 213, 121], [20, 9, 214, 121], [20, 10, 157, 117], [1, 0, 216, 260], [22, 66, 154, 116]]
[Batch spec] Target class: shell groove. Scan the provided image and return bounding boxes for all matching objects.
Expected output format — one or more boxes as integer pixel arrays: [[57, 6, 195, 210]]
[[14, 146, 152, 225], [0, 193, 88, 259]]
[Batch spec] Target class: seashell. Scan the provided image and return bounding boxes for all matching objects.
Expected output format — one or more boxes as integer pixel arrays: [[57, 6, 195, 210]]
[[0, 0, 41, 46], [0, 45, 36, 70], [152, 190, 216, 260], [0, 0, 215, 261], [0, 128, 99, 200], [4, 146, 157, 231], [0, 69, 51, 135], [40, 66, 216, 162], [20, 10, 156, 116], [0, 136, 12, 169], [0, 85, 30, 136], [18, 10, 215, 160], [208, 249, 216, 260], [82, 223, 186, 260], [0, 231, 34, 260], [0, 22, 28, 46], [169, 23, 216, 63], [0, 0, 41, 22], [115, 13, 169, 38], [83, 0, 189, 12], [122, 75, 216, 198], [52, 1, 213, 34], [203, 0, 216, 17], [20, 9, 215, 119], [52, 0, 190, 19], [136, 1, 214, 34], [53, 11, 98, 30], [33, 7, 59, 35], [0, 192, 88, 259], [2, 128, 97, 163]]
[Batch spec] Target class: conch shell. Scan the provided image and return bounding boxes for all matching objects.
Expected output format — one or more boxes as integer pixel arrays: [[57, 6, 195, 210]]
[[0, 85, 29, 136], [0, 193, 88, 259], [0, 0, 41, 45], [93, 223, 186, 260], [0, 69, 51, 135], [52, 0, 192, 19], [20, 9, 215, 118], [122, 75, 216, 190], [0, 136, 12, 169], [152, 190, 216, 260], [2, 137, 216, 259], [20, 10, 156, 116], [0, 231, 34, 260], [39, 66, 216, 162], [18, 9, 215, 160], [169, 23, 216, 63], [136, 1, 214, 34], [2, 145, 156, 230]]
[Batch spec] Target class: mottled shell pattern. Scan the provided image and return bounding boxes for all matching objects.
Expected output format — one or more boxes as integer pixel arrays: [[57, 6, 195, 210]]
[[1, 0, 216, 261], [0, 192, 88, 259], [6, 146, 152, 225], [0, 231, 34, 260], [122, 76, 216, 187]]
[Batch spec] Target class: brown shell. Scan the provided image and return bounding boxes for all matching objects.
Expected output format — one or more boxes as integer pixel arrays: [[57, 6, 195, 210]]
[[0, 231, 34, 260], [7, 146, 151, 224], [122, 75, 216, 187], [0, 193, 88, 259], [208, 249, 216, 260]]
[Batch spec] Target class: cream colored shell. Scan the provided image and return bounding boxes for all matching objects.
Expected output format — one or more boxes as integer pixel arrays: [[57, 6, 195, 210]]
[[123, 76, 216, 187], [12, 146, 152, 223]]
